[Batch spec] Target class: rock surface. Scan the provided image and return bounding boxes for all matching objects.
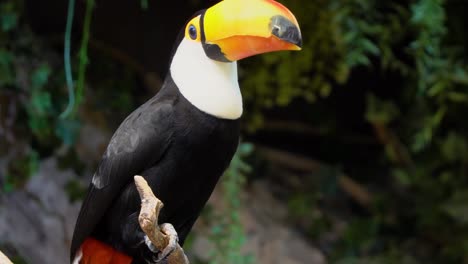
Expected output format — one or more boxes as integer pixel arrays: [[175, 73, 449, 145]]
[[191, 181, 326, 264], [0, 158, 81, 264], [0, 160, 325, 264]]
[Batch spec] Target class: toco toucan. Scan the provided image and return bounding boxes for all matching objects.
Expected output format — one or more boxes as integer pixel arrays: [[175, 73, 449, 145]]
[[71, 0, 301, 263]]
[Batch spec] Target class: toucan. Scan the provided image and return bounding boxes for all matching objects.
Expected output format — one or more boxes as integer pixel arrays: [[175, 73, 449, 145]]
[[71, 0, 301, 263]]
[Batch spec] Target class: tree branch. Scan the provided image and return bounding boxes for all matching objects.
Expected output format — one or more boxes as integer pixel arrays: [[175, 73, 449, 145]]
[[134, 176, 189, 264], [258, 145, 373, 208], [0, 251, 13, 264]]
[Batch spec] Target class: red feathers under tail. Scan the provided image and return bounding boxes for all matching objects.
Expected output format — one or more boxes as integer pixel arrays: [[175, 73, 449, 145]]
[[76, 238, 132, 264]]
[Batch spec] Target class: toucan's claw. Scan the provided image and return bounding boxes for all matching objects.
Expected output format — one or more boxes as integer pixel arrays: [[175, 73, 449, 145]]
[[145, 223, 179, 263], [156, 223, 179, 262], [144, 235, 159, 253], [135, 176, 187, 263]]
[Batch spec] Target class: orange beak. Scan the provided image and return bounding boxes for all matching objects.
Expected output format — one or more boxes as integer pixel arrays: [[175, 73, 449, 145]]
[[202, 0, 302, 61]]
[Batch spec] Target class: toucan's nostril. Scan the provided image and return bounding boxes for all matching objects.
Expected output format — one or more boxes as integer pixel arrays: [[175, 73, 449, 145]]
[[272, 25, 280, 35]]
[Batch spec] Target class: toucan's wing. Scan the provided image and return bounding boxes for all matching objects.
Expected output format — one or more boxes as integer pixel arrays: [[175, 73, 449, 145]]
[[70, 97, 174, 261]]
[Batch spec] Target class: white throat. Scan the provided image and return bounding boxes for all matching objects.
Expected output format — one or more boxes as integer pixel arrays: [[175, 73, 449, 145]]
[[170, 38, 243, 120]]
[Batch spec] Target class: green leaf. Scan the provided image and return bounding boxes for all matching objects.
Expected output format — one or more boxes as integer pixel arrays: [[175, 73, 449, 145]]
[[3, 181, 14, 193], [441, 132, 468, 162], [31, 64, 51, 90], [238, 143, 254, 156], [0, 1, 18, 32], [365, 94, 400, 124], [140, 0, 149, 10], [1, 12, 17, 32], [30, 91, 52, 115], [442, 191, 468, 224], [393, 169, 412, 186], [55, 118, 80, 145], [447, 92, 468, 103], [361, 38, 380, 55]]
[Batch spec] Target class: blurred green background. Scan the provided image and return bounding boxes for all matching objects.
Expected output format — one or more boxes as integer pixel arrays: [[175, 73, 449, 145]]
[[1, 0, 468, 263]]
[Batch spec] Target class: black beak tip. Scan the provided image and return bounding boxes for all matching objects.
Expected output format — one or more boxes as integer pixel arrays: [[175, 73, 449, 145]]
[[293, 33, 303, 48], [271, 15, 302, 48]]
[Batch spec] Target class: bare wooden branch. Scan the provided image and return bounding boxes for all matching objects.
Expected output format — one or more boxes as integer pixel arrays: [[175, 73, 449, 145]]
[[89, 39, 163, 94], [262, 120, 377, 145], [134, 176, 189, 264], [372, 123, 413, 166], [0, 251, 13, 264], [258, 145, 373, 208]]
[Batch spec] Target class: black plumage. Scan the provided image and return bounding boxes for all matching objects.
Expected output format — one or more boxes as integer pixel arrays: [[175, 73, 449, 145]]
[[70, 71, 240, 262]]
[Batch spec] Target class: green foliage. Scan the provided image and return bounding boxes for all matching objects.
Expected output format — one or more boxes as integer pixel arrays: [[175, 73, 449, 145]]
[[61, 0, 76, 119], [335, 0, 410, 73], [0, 49, 14, 86], [330, 0, 468, 262], [65, 179, 87, 202], [241, 0, 347, 130], [410, 0, 447, 95], [140, 0, 149, 10], [75, 0, 94, 110], [406, 0, 468, 152], [241, 0, 410, 131], [334, 0, 381, 68], [61, 0, 95, 118], [240, 0, 468, 262], [365, 94, 400, 124], [27, 64, 53, 139], [208, 143, 255, 264], [3, 149, 39, 192], [0, 0, 80, 191], [0, 1, 18, 32]]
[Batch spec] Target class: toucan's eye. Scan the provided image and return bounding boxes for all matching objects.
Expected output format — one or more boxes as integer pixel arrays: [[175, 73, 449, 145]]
[[188, 25, 197, 40]]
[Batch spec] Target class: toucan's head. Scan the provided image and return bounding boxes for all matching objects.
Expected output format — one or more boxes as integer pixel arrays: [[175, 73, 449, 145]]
[[182, 0, 302, 62], [170, 0, 301, 120]]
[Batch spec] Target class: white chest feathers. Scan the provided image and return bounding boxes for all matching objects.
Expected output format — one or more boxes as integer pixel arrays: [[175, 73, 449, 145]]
[[170, 38, 243, 120]]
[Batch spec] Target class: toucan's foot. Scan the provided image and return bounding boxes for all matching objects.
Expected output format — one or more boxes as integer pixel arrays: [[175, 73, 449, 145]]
[[153, 223, 178, 262], [144, 235, 159, 253], [145, 223, 179, 263], [134, 176, 188, 263]]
